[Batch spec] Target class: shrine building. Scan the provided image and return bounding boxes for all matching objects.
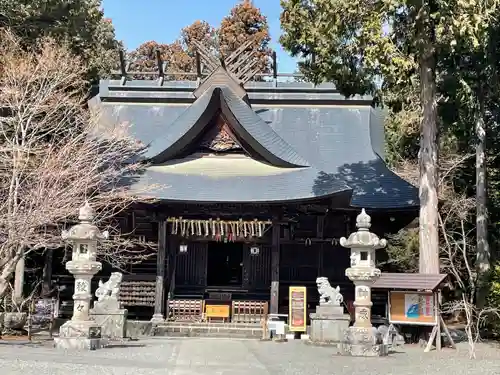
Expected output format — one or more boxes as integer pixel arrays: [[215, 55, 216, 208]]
[[53, 45, 418, 324]]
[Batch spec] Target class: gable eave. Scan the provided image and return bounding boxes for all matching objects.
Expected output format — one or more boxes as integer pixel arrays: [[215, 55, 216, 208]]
[[147, 86, 310, 168]]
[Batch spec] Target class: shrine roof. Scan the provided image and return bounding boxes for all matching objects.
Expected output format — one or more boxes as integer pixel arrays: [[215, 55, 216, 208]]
[[145, 85, 310, 168], [372, 273, 448, 291], [91, 79, 418, 209], [131, 153, 353, 203]]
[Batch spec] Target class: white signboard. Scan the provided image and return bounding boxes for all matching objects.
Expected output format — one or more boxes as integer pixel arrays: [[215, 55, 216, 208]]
[[267, 319, 285, 335]]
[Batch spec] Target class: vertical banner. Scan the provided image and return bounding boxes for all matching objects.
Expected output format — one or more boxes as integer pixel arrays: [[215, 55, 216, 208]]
[[289, 286, 307, 332]]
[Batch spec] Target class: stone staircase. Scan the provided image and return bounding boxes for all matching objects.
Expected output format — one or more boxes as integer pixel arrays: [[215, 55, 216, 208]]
[[153, 322, 264, 339]]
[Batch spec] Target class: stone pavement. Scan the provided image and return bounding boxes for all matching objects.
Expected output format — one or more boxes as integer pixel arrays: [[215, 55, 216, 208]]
[[0, 338, 499, 375]]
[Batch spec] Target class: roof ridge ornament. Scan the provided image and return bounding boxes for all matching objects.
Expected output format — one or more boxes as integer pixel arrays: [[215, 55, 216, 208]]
[[192, 39, 261, 99]]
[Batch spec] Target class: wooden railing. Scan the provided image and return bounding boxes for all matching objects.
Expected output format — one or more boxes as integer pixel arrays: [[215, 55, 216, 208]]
[[166, 299, 268, 324], [168, 299, 204, 322], [231, 300, 268, 324]]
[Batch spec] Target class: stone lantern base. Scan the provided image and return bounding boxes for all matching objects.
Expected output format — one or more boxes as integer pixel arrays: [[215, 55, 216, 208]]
[[339, 326, 388, 357], [54, 320, 104, 350]]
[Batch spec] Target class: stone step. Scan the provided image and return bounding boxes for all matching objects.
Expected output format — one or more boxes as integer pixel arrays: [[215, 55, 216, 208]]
[[158, 322, 262, 329], [153, 324, 263, 339]]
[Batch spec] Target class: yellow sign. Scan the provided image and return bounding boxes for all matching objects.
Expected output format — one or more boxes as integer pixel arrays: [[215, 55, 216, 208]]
[[205, 304, 230, 319], [289, 286, 307, 332]]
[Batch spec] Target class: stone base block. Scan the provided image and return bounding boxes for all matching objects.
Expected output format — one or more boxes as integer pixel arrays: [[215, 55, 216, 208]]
[[150, 314, 165, 324], [54, 337, 103, 350], [90, 309, 128, 339], [339, 342, 388, 357], [309, 313, 350, 344], [338, 325, 388, 357], [314, 305, 344, 317], [55, 320, 103, 350]]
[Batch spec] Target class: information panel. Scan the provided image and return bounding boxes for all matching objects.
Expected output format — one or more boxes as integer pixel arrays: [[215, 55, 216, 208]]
[[288, 286, 307, 332], [388, 291, 437, 326]]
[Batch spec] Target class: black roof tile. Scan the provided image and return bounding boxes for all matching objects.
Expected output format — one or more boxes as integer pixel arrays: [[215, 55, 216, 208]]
[[92, 79, 419, 208]]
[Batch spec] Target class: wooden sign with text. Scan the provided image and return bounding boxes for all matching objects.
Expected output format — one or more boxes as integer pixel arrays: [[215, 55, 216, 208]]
[[205, 304, 230, 320], [289, 286, 307, 332]]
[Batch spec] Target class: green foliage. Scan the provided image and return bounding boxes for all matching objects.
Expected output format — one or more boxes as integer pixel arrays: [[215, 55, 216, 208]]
[[487, 264, 500, 307], [280, 0, 499, 101], [485, 263, 500, 335], [279, 0, 500, 288], [0, 0, 121, 82], [384, 228, 419, 272]]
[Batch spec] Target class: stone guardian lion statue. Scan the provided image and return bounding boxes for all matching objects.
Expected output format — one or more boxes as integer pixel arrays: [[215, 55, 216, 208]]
[[316, 276, 343, 306], [95, 272, 123, 302]]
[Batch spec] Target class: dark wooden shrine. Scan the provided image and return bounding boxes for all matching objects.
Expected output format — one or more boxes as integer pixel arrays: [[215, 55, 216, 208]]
[[52, 42, 418, 322]]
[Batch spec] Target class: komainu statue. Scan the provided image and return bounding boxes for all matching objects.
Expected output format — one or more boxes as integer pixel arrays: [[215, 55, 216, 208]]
[[95, 272, 123, 302], [316, 277, 343, 306]]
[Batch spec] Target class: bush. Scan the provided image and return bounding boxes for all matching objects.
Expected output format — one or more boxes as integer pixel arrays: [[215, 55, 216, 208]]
[[486, 263, 500, 337]]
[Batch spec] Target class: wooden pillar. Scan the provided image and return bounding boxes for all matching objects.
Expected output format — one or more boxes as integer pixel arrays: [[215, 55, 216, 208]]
[[270, 221, 280, 315], [164, 237, 177, 320], [42, 249, 54, 296], [151, 220, 167, 322]]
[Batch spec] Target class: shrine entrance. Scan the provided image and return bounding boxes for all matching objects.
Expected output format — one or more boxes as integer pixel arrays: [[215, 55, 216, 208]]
[[207, 241, 243, 287]]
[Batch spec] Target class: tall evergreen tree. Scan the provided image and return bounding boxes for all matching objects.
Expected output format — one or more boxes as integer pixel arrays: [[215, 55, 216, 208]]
[[280, 0, 500, 275], [0, 0, 121, 82], [218, 0, 272, 74], [128, 0, 272, 79]]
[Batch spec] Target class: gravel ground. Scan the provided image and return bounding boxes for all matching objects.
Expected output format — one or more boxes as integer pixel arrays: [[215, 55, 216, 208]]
[[0, 338, 499, 375]]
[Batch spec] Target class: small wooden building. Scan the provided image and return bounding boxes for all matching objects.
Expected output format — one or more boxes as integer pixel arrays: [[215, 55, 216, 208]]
[[56, 50, 418, 322]]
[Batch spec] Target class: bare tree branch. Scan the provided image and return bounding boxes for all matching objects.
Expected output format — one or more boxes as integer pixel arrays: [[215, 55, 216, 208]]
[[0, 30, 159, 298]]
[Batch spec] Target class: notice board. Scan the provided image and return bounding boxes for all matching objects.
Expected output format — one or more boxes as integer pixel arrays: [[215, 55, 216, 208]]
[[289, 286, 307, 332], [388, 291, 437, 326]]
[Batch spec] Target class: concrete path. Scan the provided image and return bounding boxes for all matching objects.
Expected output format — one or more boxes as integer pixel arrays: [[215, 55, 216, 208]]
[[0, 337, 499, 375]]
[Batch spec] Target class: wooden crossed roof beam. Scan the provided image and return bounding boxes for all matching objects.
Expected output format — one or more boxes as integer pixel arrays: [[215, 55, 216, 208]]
[[225, 39, 254, 66], [191, 40, 220, 71], [241, 65, 261, 85], [192, 37, 261, 85], [227, 50, 255, 75]]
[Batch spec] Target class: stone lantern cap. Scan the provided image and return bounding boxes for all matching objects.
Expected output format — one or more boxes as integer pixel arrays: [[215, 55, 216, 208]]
[[340, 209, 387, 250], [61, 202, 109, 242]]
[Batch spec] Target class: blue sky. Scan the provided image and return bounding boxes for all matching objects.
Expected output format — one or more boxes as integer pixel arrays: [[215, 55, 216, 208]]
[[102, 0, 298, 73]]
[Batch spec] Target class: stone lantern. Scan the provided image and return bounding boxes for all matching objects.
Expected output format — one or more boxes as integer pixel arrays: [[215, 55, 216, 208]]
[[339, 209, 387, 356], [54, 202, 108, 350]]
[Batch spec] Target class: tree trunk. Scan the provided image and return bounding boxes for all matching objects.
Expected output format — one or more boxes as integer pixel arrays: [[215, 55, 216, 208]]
[[0, 250, 24, 299], [475, 93, 490, 308], [418, 22, 440, 274], [13, 254, 25, 302]]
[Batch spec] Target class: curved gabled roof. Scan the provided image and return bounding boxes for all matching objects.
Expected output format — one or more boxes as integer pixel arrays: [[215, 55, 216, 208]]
[[148, 86, 310, 168], [130, 153, 352, 204], [93, 79, 419, 209]]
